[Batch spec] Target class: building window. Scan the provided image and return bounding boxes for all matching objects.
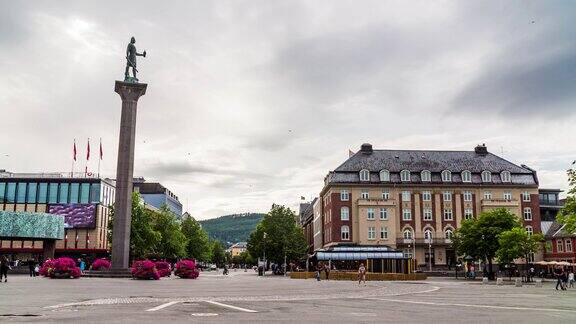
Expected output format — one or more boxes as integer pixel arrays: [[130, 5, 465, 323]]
[[402, 191, 411, 202], [359, 169, 370, 182], [522, 191, 531, 202], [424, 228, 433, 242], [69, 183, 80, 204], [461, 170, 472, 183], [341, 226, 350, 240], [422, 191, 432, 202], [403, 249, 413, 259], [566, 239, 573, 253], [367, 208, 375, 220], [525, 226, 533, 236], [442, 191, 452, 202], [380, 227, 388, 239], [379, 208, 388, 220], [400, 170, 411, 182], [464, 208, 473, 220], [16, 182, 27, 203], [37, 183, 48, 203], [523, 208, 532, 221], [441, 170, 452, 182], [463, 191, 473, 202], [340, 207, 349, 221], [80, 183, 90, 203], [501, 171, 511, 183], [381, 189, 390, 200], [557, 239, 564, 252], [443, 209, 453, 221], [445, 229, 454, 240], [502, 191, 512, 200], [402, 209, 412, 221], [0, 183, 5, 203], [483, 191, 492, 200], [481, 171, 492, 183], [58, 183, 69, 203], [26, 182, 37, 204], [423, 208, 433, 221], [5, 182, 16, 203], [361, 190, 369, 199], [379, 170, 390, 182], [421, 170, 431, 182], [368, 227, 376, 240], [403, 228, 413, 240], [340, 190, 349, 201]]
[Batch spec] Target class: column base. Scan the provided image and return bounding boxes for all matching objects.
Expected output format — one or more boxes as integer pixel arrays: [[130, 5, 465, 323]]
[[84, 268, 133, 278]]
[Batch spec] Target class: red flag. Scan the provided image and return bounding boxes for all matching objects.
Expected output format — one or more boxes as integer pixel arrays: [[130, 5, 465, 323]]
[[73, 140, 77, 161], [86, 139, 90, 160], [99, 138, 103, 160]]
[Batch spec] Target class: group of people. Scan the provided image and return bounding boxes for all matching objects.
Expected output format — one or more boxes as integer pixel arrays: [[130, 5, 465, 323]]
[[315, 262, 331, 281], [554, 267, 575, 290]]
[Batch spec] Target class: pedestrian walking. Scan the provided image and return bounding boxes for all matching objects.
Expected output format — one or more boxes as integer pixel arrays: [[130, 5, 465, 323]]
[[28, 258, 36, 277], [554, 267, 565, 290], [0, 255, 10, 282], [568, 270, 574, 288], [358, 263, 366, 286], [324, 263, 330, 281], [78, 259, 86, 274], [315, 263, 322, 281]]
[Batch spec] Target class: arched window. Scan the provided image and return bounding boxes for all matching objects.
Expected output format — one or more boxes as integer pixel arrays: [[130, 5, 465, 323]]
[[359, 169, 370, 182], [341, 225, 350, 240], [461, 170, 472, 183], [481, 171, 492, 183], [525, 226, 533, 236], [400, 170, 411, 182], [501, 171, 511, 183], [424, 228, 433, 242], [523, 207, 532, 220], [379, 169, 390, 182], [421, 170, 431, 182], [403, 228, 413, 240], [441, 170, 452, 182], [340, 207, 349, 221], [445, 229, 454, 240]]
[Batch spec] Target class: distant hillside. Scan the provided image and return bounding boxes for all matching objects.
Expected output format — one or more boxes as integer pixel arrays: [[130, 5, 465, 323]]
[[199, 213, 265, 246]]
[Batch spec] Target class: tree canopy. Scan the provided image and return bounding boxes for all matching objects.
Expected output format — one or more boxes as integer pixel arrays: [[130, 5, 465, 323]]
[[181, 216, 212, 262], [496, 227, 544, 265], [558, 167, 576, 233], [247, 204, 308, 264]]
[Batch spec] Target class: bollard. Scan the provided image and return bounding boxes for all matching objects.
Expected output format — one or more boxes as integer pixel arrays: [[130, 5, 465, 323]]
[[515, 278, 522, 287], [535, 279, 542, 287], [496, 278, 503, 285], [482, 277, 489, 284]]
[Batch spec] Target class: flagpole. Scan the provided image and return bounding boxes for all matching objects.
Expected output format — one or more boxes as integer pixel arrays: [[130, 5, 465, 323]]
[[98, 138, 102, 178], [71, 138, 76, 177]]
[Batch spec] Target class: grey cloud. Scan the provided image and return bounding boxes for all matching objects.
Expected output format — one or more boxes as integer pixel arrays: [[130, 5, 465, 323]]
[[141, 161, 270, 179]]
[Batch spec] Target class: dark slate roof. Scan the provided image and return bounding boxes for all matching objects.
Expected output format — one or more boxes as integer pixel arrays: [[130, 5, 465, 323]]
[[545, 221, 576, 238], [327, 148, 537, 186]]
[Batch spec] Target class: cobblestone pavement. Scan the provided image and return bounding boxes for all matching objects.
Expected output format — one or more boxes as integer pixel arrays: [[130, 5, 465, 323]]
[[1, 272, 575, 323]]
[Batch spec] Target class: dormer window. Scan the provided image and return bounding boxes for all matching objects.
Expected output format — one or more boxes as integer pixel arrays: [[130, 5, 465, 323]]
[[400, 170, 411, 182], [500, 171, 511, 183], [481, 171, 492, 183], [359, 169, 370, 182], [461, 170, 471, 183], [441, 170, 452, 182], [379, 170, 390, 182], [421, 170, 431, 182]]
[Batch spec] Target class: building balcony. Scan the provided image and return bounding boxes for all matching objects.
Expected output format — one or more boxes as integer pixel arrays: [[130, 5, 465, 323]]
[[481, 199, 519, 207], [357, 198, 397, 207], [395, 237, 452, 245]]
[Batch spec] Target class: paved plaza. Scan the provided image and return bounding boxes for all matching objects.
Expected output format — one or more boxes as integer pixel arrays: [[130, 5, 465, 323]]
[[0, 271, 575, 323]]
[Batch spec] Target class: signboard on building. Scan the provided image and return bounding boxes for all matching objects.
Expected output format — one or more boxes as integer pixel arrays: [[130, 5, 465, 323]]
[[48, 204, 97, 229]]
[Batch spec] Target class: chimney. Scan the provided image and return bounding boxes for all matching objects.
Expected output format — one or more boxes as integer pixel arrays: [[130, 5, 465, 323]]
[[360, 143, 373, 155], [475, 143, 488, 155]]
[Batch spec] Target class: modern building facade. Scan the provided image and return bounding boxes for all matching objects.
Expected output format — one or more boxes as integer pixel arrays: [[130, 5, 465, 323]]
[[315, 143, 542, 269], [0, 171, 115, 260], [133, 178, 183, 217], [539, 189, 574, 262], [299, 201, 314, 254]]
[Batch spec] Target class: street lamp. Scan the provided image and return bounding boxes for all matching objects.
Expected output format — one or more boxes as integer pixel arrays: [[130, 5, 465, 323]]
[[263, 232, 267, 272]]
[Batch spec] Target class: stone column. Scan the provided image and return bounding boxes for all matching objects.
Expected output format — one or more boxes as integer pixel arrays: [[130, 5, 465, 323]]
[[111, 81, 147, 270], [42, 239, 56, 260]]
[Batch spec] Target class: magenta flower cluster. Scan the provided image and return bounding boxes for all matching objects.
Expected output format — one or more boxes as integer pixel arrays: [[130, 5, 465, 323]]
[[91, 258, 112, 271], [39, 257, 81, 279], [131, 260, 160, 280], [155, 261, 172, 277], [174, 260, 200, 279]]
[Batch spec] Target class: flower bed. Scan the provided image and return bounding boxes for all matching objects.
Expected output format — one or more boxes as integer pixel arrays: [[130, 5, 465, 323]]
[[91, 258, 112, 271], [174, 260, 200, 279], [131, 260, 160, 280], [39, 257, 81, 279], [155, 261, 172, 277]]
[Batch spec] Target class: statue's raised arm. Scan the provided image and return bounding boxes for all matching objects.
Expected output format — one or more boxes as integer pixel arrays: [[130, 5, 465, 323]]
[[124, 36, 146, 83]]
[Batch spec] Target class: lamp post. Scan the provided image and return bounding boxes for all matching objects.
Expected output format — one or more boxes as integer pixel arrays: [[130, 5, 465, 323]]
[[263, 232, 267, 273], [428, 242, 432, 272]]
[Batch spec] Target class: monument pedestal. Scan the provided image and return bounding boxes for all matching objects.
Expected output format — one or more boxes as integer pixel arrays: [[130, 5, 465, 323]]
[[111, 81, 147, 271]]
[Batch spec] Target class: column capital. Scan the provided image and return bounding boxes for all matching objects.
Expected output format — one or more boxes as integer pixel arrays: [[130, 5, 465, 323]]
[[114, 81, 147, 102]]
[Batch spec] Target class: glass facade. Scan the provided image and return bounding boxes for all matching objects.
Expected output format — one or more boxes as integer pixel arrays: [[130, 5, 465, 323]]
[[0, 180, 106, 205]]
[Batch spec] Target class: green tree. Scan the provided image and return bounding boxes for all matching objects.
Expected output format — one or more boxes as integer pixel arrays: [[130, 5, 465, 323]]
[[558, 167, 576, 233], [496, 227, 544, 280], [181, 215, 212, 262], [211, 240, 226, 266], [247, 204, 308, 265], [153, 206, 187, 259], [108, 192, 161, 261], [452, 208, 520, 279]]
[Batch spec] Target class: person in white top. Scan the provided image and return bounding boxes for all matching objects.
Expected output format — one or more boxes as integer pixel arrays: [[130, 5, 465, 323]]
[[569, 271, 575, 288], [358, 263, 366, 286]]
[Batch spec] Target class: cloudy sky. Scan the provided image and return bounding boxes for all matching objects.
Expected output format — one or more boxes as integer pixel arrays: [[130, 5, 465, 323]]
[[1, 1, 575, 219]]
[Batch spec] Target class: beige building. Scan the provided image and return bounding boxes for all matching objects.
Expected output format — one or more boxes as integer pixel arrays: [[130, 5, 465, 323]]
[[316, 144, 542, 269], [229, 242, 247, 257]]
